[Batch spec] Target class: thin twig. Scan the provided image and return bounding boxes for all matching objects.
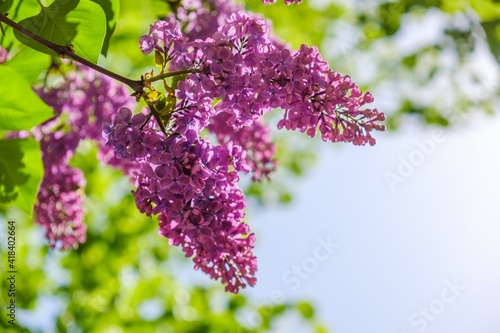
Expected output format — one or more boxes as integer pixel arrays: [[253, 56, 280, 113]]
[[148, 68, 200, 83], [0, 12, 144, 94], [0, 12, 200, 135]]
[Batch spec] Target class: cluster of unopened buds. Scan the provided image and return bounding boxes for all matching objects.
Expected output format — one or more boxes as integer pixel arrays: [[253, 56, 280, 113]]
[[22, 2, 384, 292]]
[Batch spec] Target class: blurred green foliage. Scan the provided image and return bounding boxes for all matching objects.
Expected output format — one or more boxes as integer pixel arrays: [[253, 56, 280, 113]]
[[248, 0, 500, 129], [0, 139, 44, 216]]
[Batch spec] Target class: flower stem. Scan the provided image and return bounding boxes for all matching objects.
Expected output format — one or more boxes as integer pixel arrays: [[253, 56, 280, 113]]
[[0, 12, 144, 94], [149, 69, 200, 83]]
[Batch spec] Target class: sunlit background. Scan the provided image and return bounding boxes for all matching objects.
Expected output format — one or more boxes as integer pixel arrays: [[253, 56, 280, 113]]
[[251, 2, 500, 331], [252, 114, 500, 333]]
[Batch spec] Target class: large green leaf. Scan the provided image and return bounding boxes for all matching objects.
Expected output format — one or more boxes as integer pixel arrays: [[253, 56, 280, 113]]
[[14, 0, 106, 63], [470, 0, 500, 22], [0, 0, 13, 13], [5, 0, 41, 20], [4, 46, 50, 83], [0, 0, 41, 50], [0, 66, 54, 130], [91, 0, 119, 56], [0, 138, 44, 216]]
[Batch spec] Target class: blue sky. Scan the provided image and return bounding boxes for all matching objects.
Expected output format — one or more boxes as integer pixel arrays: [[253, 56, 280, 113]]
[[248, 114, 500, 333]]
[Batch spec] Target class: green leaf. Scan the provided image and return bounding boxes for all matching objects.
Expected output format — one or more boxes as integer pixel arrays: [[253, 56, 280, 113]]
[[470, 0, 500, 22], [0, 138, 44, 216], [314, 324, 329, 333], [91, 0, 119, 56], [0, 0, 41, 50], [228, 295, 246, 310], [0, 0, 14, 13], [279, 191, 292, 204], [4, 47, 50, 83], [6, 0, 40, 20], [0, 66, 54, 130], [14, 0, 107, 63], [297, 301, 315, 319], [482, 20, 500, 63], [155, 49, 164, 68]]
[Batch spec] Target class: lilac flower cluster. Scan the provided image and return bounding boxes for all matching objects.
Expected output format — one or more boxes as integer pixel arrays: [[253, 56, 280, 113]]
[[0, 46, 8, 63], [31, 65, 135, 249], [34, 132, 86, 250], [103, 108, 256, 292], [101, 10, 384, 292], [171, 0, 243, 41], [209, 113, 276, 181], [167, 0, 287, 49], [0, 0, 382, 293], [140, 11, 385, 145], [275, 45, 386, 145]]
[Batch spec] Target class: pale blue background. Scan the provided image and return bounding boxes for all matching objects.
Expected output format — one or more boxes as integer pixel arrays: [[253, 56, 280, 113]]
[[242, 4, 500, 331], [248, 115, 500, 333]]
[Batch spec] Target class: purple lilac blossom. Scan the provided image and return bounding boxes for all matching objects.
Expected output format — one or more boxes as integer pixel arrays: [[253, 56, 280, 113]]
[[105, 10, 385, 292], [35, 132, 86, 250], [103, 109, 256, 292], [0, 46, 8, 63], [209, 112, 276, 181], [171, 0, 243, 41], [140, 11, 385, 145], [170, 0, 288, 50], [30, 65, 135, 249]]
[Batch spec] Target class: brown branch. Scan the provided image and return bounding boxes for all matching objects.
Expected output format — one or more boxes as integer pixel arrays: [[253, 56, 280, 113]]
[[0, 12, 144, 94], [0, 12, 200, 134]]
